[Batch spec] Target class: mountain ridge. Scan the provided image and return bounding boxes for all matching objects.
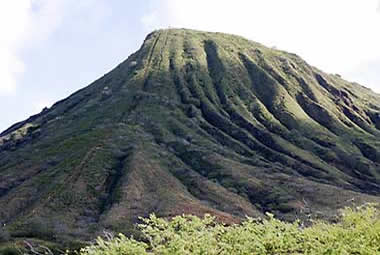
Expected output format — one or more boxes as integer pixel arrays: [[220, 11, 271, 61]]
[[0, 28, 379, 244]]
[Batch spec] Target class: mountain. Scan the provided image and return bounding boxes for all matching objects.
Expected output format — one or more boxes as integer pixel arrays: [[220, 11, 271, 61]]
[[1, 29, 379, 244]]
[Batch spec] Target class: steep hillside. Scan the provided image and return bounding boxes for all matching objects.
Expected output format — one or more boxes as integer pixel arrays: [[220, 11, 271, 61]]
[[0, 29, 379, 243]]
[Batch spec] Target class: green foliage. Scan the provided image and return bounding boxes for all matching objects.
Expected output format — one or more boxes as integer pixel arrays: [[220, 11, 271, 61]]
[[76, 233, 147, 255], [76, 204, 379, 255], [0, 247, 19, 255]]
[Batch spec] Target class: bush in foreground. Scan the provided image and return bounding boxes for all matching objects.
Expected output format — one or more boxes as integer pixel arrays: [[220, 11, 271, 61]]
[[76, 204, 379, 255]]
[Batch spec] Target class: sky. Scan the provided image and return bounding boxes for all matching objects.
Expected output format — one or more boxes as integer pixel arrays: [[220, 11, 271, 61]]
[[0, 0, 379, 133]]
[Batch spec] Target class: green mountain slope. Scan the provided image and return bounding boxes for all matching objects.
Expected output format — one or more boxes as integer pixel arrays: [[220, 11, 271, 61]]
[[0, 29, 379, 243]]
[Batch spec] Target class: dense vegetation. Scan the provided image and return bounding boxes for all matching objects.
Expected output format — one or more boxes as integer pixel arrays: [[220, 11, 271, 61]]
[[75, 204, 379, 255]]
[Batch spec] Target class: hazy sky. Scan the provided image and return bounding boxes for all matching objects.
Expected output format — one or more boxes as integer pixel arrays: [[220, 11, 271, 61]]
[[1, 0, 379, 132]]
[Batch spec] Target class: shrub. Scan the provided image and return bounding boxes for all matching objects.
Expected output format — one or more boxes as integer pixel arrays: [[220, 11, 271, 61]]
[[77, 233, 147, 255], [75, 204, 379, 255]]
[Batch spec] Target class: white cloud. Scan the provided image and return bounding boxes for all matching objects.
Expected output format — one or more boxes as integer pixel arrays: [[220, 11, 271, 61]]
[[25, 1, 67, 44], [141, 11, 159, 31], [0, 0, 112, 132], [140, 1, 173, 33], [0, 0, 66, 96], [0, 1, 30, 95], [0, 0, 85, 96], [344, 60, 380, 93]]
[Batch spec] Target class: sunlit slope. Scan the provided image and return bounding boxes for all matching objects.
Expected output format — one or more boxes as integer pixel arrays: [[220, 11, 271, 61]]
[[0, 29, 379, 242]]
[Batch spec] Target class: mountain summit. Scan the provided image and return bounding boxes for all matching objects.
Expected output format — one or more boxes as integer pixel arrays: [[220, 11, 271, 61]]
[[1, 29, 379, 242]]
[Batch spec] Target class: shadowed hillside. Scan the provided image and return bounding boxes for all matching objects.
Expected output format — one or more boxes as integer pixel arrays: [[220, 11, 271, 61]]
[[0, 29, 379, 244]]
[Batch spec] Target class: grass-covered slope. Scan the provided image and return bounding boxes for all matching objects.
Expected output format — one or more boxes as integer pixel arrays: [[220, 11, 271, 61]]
[[0, 29, 379, 244]]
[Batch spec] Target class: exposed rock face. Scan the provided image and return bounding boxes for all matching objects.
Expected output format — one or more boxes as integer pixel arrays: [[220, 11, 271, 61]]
[[0, 29, 379, 242]]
